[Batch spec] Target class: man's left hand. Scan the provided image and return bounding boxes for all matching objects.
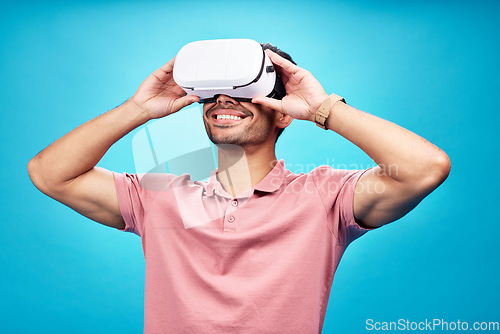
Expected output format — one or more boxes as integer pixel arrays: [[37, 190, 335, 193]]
[[252, 50, 329, 121]]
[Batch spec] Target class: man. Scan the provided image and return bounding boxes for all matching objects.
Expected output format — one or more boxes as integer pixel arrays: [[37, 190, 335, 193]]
[[28, 42, 450, 333]]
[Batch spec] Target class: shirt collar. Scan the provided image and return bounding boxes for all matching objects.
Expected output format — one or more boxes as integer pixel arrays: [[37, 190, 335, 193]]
[[254, 159, 286, 193], [203, 159, 286, 198]]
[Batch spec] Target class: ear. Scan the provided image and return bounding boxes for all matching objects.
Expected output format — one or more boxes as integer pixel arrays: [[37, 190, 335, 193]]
[[274, 111, 293, 129]]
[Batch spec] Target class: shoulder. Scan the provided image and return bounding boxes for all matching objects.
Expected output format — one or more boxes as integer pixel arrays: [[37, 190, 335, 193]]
[[113, 171, 195, 192], [298, 165, 366, 196], [297, 165, 363, 185], [279, 164, 362, 196]]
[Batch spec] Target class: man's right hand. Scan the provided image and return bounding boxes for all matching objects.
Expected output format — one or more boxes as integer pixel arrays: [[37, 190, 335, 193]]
[[131, 57, 200, 120]]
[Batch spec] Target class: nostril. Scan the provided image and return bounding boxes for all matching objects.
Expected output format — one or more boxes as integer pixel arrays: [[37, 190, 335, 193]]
[[216, 94, 238, 104]]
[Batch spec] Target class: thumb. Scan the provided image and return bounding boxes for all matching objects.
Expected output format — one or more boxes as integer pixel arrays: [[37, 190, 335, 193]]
[[252, 96, 283, 112], [172, 95, 200, 113]]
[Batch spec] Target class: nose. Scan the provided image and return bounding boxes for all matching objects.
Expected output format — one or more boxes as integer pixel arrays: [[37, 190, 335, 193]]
[[216, 94, 239, 105]]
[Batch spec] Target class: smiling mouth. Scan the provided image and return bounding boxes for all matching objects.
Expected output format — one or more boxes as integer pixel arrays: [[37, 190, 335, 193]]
[[209, 106, 252, 125], [211, 114, 249, 126], [214, 114, 244, 121]]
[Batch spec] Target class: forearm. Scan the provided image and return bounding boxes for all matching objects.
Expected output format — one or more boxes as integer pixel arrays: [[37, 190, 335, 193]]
[[326, 101, 450, 184], [28, 100, 149, 190]]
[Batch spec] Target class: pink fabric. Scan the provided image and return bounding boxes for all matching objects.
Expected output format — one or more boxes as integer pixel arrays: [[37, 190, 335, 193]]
[[113, 160, 372, 333]]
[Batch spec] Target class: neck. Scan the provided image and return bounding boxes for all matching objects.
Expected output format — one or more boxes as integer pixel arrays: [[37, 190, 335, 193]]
[[216, 143, 277, 198]]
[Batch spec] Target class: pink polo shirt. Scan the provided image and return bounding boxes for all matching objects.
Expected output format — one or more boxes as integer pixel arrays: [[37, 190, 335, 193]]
[[113, 160, 372, 333]]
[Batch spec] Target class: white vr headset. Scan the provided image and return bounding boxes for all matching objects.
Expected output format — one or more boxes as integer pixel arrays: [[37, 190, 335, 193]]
[[173, 39, 286, 103]]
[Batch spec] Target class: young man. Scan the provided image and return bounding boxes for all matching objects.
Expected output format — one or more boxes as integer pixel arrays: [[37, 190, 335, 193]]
[[28, 44, 450, 333]]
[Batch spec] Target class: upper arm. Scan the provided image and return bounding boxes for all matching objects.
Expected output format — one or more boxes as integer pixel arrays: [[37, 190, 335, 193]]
[[353, 166, 439, 228], [39, 167, 125, 230]]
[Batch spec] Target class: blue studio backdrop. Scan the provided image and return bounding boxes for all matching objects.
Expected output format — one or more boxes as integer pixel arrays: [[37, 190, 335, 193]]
[[1, 1, 498, 333]]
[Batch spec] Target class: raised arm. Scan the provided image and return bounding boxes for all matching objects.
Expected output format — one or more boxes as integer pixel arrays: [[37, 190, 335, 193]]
[[253, 50, 450, 228], [27, 57, 199, 229]]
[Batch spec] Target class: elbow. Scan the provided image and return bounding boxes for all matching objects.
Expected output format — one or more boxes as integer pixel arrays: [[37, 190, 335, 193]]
[[28, 155, 52, 195], [28, 154, 74, 198], [424, 150, 451, 188], [28, 156, 37, 183], [28, 156, 43, 191], [434, 151, 451, 183], [401, 150, 450, 195]]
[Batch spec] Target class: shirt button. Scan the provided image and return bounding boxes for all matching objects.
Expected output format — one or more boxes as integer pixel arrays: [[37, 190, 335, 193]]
[[228, 216, 235, 223], [231, 200, 238, 207]]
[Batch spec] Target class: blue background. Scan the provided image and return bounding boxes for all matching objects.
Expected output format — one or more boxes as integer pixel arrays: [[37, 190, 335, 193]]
[[1, 1, 499, 333]]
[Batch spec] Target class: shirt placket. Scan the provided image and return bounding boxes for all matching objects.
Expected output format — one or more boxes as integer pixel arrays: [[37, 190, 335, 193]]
[[223, 198, 240, 234]]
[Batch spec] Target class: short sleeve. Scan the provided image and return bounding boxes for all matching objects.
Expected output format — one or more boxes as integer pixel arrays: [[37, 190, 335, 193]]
[[112, 172, 144, 236], [312, 166, 375, 245]]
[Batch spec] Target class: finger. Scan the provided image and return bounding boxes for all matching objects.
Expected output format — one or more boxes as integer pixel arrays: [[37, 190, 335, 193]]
[[252, 96, 283, 112], [265, 50, 300, 76], [159, 56, 176, 74], [172, 94, 200, 113]]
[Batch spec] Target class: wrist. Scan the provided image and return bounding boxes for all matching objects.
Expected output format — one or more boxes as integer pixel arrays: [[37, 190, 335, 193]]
[[325, 99, 350, 132], [313, 93, 345, 129], [122, 99, 152, 125], [307, 93, 328, 122]]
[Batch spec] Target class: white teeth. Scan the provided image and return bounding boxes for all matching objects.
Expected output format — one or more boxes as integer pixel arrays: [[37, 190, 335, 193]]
[[216, 114, 243, 120]]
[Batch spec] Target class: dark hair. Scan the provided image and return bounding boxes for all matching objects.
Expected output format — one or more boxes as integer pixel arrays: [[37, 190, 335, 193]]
[[260, 43, 296, 143], [261, 43, 297, 66]]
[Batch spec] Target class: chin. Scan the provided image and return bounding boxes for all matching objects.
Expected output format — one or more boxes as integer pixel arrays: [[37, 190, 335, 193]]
[[208, 131, 253, 146], [205, 121, 272, 148]]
